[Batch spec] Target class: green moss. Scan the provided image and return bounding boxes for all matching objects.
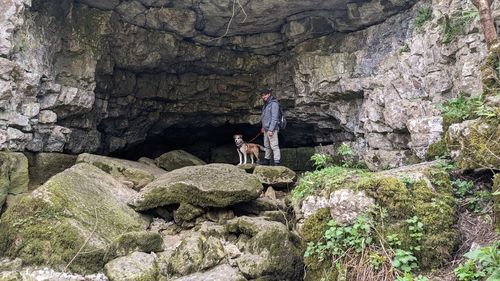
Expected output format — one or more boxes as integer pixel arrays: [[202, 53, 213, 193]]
[[356, 176, 414, 220], [0, 196, 104, 273], [105, 231, 163, 261], [303, 257, 337, 281], [413, 176, 458, 269], [301, 208, 331, 242], [425, 139, 448, 161]]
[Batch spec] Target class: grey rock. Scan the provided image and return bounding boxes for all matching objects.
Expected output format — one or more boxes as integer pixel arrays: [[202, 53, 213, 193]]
[[131, 164, 263, 211], [104, 252, 158, 281]]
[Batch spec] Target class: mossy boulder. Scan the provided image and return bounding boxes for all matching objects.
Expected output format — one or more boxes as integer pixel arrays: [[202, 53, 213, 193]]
[[155, 150, 206, 171], [0, 152, 29, 211], [164, 232, 225, 276], [24, 152, 77, 188], [0, 163, 150, 274], [297, 162, 458, 271], [446, 119, 500, 169], [77, 153, 166, 190], [105, 231, 163, 260], [173, 203, 205, 224], [104, 252, 159, 281], [253, 165, 296, 188], [130, 164, 263, 211], [227, 216, 304, 280]]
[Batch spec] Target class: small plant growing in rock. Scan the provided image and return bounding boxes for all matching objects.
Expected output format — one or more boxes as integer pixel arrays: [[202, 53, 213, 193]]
[[441, 10, 478, 44], [415, 7, 432, 29], [399, 44, 410, 54], [337, 142, 354, 167], [452, 179, 474, 198]]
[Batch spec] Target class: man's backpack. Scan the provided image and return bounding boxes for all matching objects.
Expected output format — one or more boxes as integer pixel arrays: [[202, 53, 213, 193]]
[[278, 102, 287, 130]]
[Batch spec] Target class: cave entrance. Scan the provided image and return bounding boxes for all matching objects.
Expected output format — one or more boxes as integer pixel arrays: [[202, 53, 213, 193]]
[[110, 122, 317, 166]]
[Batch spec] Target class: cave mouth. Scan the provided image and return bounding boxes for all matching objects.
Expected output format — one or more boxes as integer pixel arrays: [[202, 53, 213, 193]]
[[110, 122, 318, 163]]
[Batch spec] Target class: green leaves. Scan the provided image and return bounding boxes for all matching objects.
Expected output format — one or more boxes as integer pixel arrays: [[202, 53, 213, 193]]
[[392, 249, 418, 273], [455, 243, 500, 281]]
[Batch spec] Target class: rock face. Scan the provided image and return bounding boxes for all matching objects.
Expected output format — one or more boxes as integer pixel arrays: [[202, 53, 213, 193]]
[[131, 163, 263, 211], [0, 0, 495, 170], [0, 152, 28, 211], [0, 163, 149, 274], [104, 252, 158, 281]]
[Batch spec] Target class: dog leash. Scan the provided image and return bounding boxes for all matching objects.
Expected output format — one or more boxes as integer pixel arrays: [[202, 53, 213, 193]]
[[248, 131, 263, 143]]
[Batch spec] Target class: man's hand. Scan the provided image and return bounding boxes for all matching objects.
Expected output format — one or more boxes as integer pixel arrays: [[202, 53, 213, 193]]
[[268, 131, 274, 137]]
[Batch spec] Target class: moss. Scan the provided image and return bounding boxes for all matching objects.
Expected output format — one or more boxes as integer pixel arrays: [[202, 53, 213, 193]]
[[447, 119, 500, 169], [356, 176, 414, 220], [0, 164, 149, 274], [301, 208, 331, 242], [173, 203, 204, 224], [425, 139, 448, 161], [413, 177, 458, 269], [0, 196, 104, 273], [105, 231, 163, 261], [303, 257, 337, 281], [423, 167, 453, 194]]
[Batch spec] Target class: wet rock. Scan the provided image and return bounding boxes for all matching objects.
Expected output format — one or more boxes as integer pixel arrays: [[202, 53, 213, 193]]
[[131, 164, 263, 211]]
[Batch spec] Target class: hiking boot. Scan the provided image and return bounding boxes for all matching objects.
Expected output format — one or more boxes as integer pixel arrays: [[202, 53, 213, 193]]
[[272, 160, 281, 166], [257, 158, 271, 165]]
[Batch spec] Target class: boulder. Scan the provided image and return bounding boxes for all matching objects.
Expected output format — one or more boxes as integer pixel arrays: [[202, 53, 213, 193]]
[[77, 153, 166, 190], [226, 216, 303, 280], [0, 163, 149, 274], [105, 231, 163, 260], [301, 189, 374, 225], [0, 152, 29, 211], [164, 232, 225, 276], [104, 252, 159, 281], [155, 150, 206, 171], [169, 264, 246, 281], [252, 166, 296, 188], [24, 152, 77, 187], [446, 119, 500, 169], [131, 164, 263, 211], [173, 203, 205, 225]]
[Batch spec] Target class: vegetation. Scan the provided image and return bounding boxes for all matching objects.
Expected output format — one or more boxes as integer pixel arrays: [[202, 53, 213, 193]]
[[441, 10, 479, 44], [415, 7, 432, 29], [454, 243, 499, 281], [439, 93, 498, 128], [299, 158, 458, 280]]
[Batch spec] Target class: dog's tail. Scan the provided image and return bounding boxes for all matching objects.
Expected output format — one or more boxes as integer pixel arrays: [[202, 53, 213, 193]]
[[258, 145, 266, 151]]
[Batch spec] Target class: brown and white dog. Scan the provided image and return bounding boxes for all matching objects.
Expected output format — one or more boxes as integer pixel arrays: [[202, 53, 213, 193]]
[[233, 134, 265, 165]]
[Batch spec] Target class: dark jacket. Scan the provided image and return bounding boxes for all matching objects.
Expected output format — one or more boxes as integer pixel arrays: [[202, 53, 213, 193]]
[[261, 96, 280, 132]]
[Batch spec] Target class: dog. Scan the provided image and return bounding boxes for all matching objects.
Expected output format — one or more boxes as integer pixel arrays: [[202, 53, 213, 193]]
[[233, 134, 265, 165]]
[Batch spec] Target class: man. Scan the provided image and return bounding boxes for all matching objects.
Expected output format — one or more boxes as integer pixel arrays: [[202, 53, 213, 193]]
[[258, 88, 281, 166]]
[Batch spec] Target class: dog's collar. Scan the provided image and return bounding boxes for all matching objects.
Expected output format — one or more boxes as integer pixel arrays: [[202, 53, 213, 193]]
[[236, 143, 244, 148]]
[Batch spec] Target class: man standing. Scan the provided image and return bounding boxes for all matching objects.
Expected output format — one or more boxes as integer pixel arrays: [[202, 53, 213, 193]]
[[258, 88, 281, 166]]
